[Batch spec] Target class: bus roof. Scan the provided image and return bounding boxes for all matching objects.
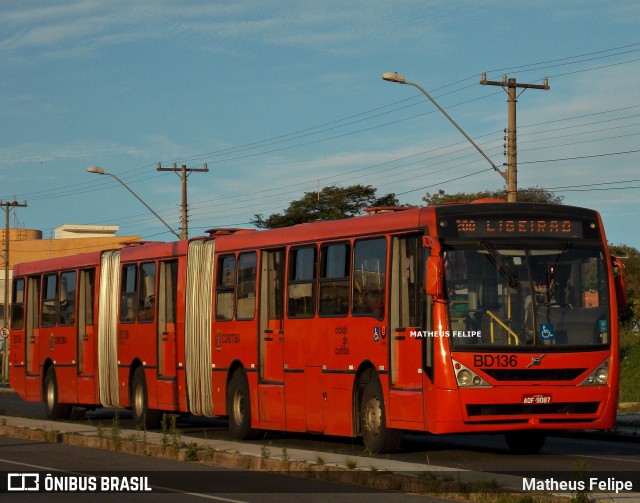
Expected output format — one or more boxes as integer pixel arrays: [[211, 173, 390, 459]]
[[13, 249, 105, 276], [209, 206, 428, 252], [11, 201, 605, 274]]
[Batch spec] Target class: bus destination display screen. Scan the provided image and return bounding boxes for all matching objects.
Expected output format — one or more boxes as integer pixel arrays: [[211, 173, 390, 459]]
[[442, 217, 587, 239]]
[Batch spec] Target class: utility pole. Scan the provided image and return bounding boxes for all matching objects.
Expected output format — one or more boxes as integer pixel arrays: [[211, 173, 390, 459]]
[[382, 72, 508, 189], [1, 199, 27, 383], [156, 163, 208, 240], [480, 74, 550, 202]]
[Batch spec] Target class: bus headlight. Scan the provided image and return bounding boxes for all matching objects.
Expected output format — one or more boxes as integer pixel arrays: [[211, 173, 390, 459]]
[[580, 358, 609, 386], [458, 370, 472, 386], [595, 367, 608, 384], [452, 359, 490, 387]]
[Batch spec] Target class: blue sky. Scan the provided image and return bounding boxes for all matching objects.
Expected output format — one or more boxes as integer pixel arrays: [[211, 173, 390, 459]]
[[1, 1, 640, 250]]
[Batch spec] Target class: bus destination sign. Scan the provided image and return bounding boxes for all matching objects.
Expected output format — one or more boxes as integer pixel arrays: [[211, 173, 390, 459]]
[[449, 217, 585, 238]]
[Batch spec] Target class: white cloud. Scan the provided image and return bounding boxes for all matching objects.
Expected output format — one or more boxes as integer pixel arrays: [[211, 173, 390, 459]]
[[0, 0, 441, 59], [0, 140, 148, 167]]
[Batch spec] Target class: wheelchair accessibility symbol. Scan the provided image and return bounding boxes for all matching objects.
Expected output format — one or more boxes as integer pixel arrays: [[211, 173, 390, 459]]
[[540, 323, 555, 340]]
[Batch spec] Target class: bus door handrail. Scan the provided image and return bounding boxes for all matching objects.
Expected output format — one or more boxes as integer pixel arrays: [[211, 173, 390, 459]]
[[485, 310, 520, 345]]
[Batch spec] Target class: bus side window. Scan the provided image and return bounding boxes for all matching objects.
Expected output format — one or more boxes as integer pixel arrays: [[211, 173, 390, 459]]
[[216, 255, 236, 321], [138, 262, 156, 322], [27, 276, 40, 331], [11, 278, 25, 330], [158, 261, 177, 326], [237, 253, 257, 320], [81, 269, 95, 326], [394, 235, 422, 328], [59, 271, 76, 325], [353, 238, 386, 319], [319, 243, 350, 316], [120, 265, 137, 323], [42, 274, 58, 327], [288, 246, 316, 318]]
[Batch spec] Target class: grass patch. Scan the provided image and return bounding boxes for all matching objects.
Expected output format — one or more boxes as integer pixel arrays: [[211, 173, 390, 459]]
[[345, 458, 358, 470], [619, 326, 640, 403], [184, 442, 200, 461]]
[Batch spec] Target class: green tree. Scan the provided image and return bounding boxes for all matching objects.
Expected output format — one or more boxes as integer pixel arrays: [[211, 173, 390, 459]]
[[251, 185, 400, 229], [422, 186, 563, 206]]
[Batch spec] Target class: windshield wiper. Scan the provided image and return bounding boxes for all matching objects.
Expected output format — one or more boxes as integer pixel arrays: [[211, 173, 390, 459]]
[[480, 241, 519, 288]]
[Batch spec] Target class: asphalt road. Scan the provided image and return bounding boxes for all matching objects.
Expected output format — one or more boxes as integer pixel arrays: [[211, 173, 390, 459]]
[[0, 436, 450, 502], [2, 393, 639, 498]]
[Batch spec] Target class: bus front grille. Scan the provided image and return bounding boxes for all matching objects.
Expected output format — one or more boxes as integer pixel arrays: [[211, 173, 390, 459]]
[[466, 402, 600, 417], [481, 368, 587, 381]]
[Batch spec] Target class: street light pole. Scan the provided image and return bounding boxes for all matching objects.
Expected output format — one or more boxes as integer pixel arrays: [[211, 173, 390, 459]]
[[1, 199, 27, 383], [381, 72, 508, 187], [87, 167, 181, 239]]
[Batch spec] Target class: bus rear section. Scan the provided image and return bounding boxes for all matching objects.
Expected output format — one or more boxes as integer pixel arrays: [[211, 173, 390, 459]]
[[426, 203, 620, 452], [9, 252, 103, 418]]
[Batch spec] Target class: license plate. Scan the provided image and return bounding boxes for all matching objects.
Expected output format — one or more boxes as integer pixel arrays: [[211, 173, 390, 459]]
[[522, 393, 552, 405]]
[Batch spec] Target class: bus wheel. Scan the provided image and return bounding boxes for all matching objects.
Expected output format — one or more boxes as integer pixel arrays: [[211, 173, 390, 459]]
[[44, 367, 71, 420], [505, 431, 546, 454], [227, 370, 262, 440], [131, 367, 160, 429], [360, 377, 402, 454]]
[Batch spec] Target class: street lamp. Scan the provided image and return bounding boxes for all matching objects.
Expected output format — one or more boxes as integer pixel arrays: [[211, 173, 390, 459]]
[[381, 72, 510, 195], [87, 166, 181, 239]]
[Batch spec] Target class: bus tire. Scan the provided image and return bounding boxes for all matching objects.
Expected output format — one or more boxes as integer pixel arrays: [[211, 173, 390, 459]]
[[131, 367, 161, 429], [44, 367, 71, 420], [227, 370, 262, 440], [505, 431, 546, 454], [360, 377, 402, 454]]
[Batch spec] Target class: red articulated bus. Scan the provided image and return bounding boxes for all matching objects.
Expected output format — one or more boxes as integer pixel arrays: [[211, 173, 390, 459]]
[[9, 201, 625, 454]]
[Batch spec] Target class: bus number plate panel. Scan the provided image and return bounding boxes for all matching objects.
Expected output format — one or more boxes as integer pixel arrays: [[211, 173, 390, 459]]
[[522, 393, 552, 405]]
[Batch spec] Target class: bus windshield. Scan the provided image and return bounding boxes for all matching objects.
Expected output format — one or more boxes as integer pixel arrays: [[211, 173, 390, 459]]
[[444, 244, 610, 349]]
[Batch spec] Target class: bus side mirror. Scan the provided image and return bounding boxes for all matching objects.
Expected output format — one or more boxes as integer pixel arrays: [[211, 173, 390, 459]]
[[612, 256, 628, 310], [426, 256, 443, 299]]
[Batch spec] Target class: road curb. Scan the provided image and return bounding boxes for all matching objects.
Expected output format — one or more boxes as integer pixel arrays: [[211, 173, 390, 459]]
[[0, 420, 569, 501], [0, 386, 16, 397]]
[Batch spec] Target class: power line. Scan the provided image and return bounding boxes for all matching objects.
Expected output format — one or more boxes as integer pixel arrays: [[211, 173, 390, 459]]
[[520, 104, 640, 130], [8, 49, 640, 205], [7, 43, 640, 238], [395, 168, 495, 196], [130, 46, 640, 171], [519, 148, 640, 164], [520, 112, 640, 136], [485, 42, 640, 74], [95, 111, 635, 226], [548, 185, 640, 193], [546, 178, 640, 190], [88, 140, 640, 237], [519, 131, 640, 153]]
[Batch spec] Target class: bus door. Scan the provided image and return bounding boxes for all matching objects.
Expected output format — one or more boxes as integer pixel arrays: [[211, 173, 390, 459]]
[[9, 278, 25, 392], [285, 246, 322, 433], [157, 260, 178, 408], [77, 269, 96, 403], [53, 271, 79, 404], [24, 276, 40, 398], [389, 235, 428, 427], [258, 248, 286, 427]]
